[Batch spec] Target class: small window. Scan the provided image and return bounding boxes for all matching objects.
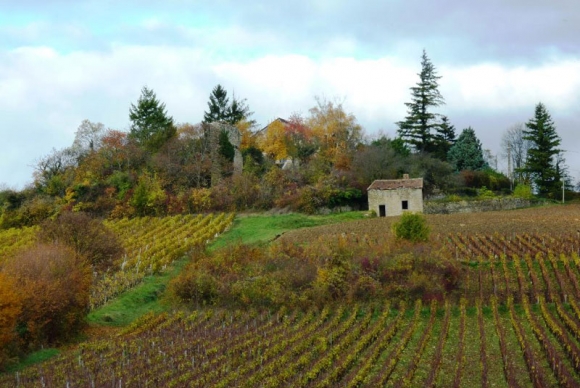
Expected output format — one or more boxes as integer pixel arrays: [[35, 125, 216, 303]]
[[402, 200, 409, 210]]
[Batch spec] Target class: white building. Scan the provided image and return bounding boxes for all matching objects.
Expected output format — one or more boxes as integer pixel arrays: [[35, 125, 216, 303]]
[[367, 174, 424, 217]]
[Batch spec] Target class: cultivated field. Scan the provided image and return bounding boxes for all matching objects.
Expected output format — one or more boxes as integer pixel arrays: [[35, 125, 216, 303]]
[[3, 204, 580, 387]]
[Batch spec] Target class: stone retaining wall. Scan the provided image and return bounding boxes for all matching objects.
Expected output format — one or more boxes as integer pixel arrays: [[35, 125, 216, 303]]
[[424, 198, 532, 214]]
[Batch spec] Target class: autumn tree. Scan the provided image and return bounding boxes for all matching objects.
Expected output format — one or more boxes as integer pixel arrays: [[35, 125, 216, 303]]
[[154, 123, 212, 189], [259, 118, 290, 161], [520, 102, 563, 196], [130, 173, 168, 216], [128, 86, 176, 153], [397, 50, 445, 153], [447, 127, 488, 172], [33, 147, 77, 196], [237, 119, 258, 151], [37, 211, 124, 272], [100, 129, 129, 170], [308, 97, 362, 170], [286, 113, 317, 164]]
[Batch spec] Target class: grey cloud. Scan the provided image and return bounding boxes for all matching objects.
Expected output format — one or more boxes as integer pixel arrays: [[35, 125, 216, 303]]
[[4, 1, 579, 64]]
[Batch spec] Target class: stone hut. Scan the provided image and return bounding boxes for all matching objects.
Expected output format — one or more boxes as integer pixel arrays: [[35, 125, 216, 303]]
[[367, 174, 423, 217]]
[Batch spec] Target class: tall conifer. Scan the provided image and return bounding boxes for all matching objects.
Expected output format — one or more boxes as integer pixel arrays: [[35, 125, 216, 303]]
[[397, 50, 444, 153], [521, 102, 562, 196], [128, 86, 175, 153]]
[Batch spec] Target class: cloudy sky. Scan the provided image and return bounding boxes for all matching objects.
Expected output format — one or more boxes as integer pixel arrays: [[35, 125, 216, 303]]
[[1, 0, 579, 189]]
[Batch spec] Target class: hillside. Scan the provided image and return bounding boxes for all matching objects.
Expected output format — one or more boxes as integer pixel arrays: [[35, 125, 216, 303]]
[[1, 205, 580, 385]]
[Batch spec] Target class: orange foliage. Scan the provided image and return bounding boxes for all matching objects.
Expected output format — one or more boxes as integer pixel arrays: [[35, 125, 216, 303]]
[[2, 243, 91, 347], [0, 273, 22, 369]]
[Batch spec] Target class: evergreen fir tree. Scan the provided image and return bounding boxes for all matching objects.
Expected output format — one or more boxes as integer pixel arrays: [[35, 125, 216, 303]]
[[447, 127, 488, 171], [128, 86, 175, 153], [397, 50, 444, 153], [432, 115, 456, 161], [521, 102, 562, 196], [203, 85, 255, 126], [203, 85, 230, 123]]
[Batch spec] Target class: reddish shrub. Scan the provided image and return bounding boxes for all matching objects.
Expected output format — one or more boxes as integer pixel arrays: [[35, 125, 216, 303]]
[[0, 273, 22, 370], [37, 211, 124, 272], [2, 243, 91, 347]]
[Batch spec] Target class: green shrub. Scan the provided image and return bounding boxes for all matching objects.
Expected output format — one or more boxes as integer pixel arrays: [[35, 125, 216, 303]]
[[477, 186, 495, 199], [513, 184, 534, 200], [392, 212, 430, 242], [445, 194, 462, 202]]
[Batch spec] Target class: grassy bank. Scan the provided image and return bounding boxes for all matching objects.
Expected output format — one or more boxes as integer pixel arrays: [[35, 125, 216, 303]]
[[211, 211, 366, 249]]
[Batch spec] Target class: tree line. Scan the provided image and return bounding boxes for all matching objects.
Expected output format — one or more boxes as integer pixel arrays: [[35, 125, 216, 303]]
[[0, 50, 569, 228]]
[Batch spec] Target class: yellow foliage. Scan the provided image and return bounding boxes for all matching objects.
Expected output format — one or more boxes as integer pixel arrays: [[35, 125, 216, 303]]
[[236, 119, 256, 151], [259, 119, 289, 161], [189, 188, 212, 213], [307, 98, 362, 168]]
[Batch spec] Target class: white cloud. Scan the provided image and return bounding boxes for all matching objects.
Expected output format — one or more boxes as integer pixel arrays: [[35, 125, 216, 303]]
[[442, 60, 580, 111]]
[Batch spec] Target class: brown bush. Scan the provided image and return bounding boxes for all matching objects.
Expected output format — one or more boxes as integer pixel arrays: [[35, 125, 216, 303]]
[[37, 211, 124, 272], [2, 243, 91, 348], [0, 273, 22, 370]]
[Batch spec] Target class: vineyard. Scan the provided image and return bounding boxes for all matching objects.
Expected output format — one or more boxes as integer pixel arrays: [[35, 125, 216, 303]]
[[0, 213, 234, 310], [4, 205, 580, 386], [91, 213, 235, 308], [3, 280, 580, 387], [5, 242, 580, 386]]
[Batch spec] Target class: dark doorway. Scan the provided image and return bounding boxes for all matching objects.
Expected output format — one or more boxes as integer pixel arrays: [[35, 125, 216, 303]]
[[402, 200, 409, 210], [379, 205, 386, 217]]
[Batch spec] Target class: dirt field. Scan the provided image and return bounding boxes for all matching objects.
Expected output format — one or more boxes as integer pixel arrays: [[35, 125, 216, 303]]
[[280, 203, 580, 243]]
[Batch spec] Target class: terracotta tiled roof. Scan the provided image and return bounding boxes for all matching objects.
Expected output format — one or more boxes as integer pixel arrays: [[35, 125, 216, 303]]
[[367, 178, 423, 191]]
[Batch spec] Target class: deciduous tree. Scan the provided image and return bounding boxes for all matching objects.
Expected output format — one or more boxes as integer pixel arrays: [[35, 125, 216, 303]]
[[308, 97, 362, 169], [37, 211, 124, 272], [72, 119, 106, 156], [501, 123, 532, 185], [259, 119, 290, 161]]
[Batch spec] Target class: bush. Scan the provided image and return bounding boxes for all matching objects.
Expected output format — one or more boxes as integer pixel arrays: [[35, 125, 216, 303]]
[[477, 186, 495, 199], [37, 211, 124, 272], [513, 184, 534, 200], [392, 212, 430, 242], [2, 243, 91, 348], [0, 273, 22, 370]]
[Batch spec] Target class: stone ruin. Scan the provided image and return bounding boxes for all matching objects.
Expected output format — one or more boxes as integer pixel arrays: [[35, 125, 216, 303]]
[[208, 122, 243, 186]]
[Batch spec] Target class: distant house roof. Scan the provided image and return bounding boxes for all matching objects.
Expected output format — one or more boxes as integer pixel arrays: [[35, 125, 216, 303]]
[[257, 117, 290, 134], [367, 177, 423, 191]]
